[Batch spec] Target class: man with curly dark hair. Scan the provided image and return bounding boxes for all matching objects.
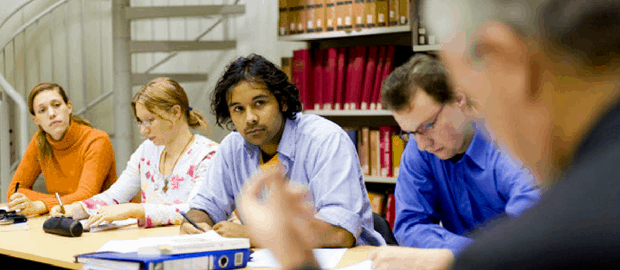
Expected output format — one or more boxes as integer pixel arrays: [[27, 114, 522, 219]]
[[181, 54, 385, 248]]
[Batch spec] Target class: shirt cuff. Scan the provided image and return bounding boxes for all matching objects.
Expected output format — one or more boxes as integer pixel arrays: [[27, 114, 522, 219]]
[[315, 206, 362, 241], [80, 198, 111, 216]]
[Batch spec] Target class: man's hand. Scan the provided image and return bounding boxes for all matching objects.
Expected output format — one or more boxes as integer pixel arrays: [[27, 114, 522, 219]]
[[368, 246, 455, 270], [50, 202, 89, 219], [213, 221, 250, 238], [8, 193, 47, 215], [238, 164, 319, 270], [180, 221, 212, 234], [83, 203, 144, 228]]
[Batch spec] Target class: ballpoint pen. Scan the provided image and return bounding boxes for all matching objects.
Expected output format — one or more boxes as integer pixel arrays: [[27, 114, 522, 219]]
[[55, 192, 65, 215], [14, 182, 19, 194], [180, 211, 205, 232]]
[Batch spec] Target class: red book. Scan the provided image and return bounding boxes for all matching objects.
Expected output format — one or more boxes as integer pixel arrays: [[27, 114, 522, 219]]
[[360, 45, 378, 110], [385, 193, 396, 230], [323, 47, 338, 110], [335, 47, 347, 110], [313, 49, 326, 110], [375, 45, 396, 110], [370, 46, 387, 110], [350, 46, 367, 110], [292, 49, 306, 109], [379, 126, 392, 177], [344, 46, 356, 110]]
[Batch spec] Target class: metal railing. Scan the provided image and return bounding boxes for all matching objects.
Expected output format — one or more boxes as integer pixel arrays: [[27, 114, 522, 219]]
[[0, 0, 113, 199]]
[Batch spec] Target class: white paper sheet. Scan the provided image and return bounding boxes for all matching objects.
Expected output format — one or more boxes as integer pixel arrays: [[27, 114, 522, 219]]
[[334, 259, 372, 270], [96, 230, 226, 253], [80, 218, 138, 232], [247, 248, 348, 269], [0, 222, 28, 232]]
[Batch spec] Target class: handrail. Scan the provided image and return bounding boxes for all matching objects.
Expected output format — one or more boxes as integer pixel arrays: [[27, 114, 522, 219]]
[[1, 0, 69, 51], [0, 72, 28, 160], [0, 0, 37, 30]]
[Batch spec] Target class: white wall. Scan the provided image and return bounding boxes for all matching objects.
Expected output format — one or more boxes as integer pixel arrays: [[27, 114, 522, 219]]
[[0, 0, 306, 195]]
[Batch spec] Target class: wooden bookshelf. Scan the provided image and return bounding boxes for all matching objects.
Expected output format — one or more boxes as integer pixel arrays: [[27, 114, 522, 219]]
[[305, 110, 398, 127], [305, 109, 392, 116], [279, 25, 411, 41], [364, 176, 397, 184]]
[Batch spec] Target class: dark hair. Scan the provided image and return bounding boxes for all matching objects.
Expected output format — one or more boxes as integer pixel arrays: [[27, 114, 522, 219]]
[[539, 0, 620, 73], [28, 83, 92, 161], [211, 53, 302, 130], [131, 77, 208, 131], [381, 54, 454, 112]]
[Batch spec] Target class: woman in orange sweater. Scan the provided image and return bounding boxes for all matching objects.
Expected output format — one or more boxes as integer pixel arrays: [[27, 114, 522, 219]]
[[7, 83, 117, 216]]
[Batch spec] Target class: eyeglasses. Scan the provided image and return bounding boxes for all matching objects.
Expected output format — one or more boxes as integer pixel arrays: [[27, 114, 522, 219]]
[[399, 104, 445, 142]]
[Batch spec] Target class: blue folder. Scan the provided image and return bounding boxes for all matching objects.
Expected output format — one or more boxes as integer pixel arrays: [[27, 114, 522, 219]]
[[76, 248, 250, 270]]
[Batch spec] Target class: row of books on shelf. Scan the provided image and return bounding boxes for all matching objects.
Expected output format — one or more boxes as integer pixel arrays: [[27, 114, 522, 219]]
[[279, 0, 411, 36], [368, 190, 396, 230], [282, 45, 406, 111], [344, 126, 405, 178]]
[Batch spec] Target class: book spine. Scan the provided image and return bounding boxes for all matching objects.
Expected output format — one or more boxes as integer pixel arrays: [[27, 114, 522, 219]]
[[360, 45, 377, 110], [325, 0, 336, 32], [279, 0, 289, 35], [360, 127, 370, 175], [398, 0, 410, 25], [281, 57, 293, 82], [353, 0, 365, 29], [365, 0, 377, 28], [376, 0, 388, 27], [391, 127, 404, 177], [315, 0, 325, 32], [379, 126, 392, 177], [306, 0, 316, 33], [369, 129, 380, 176], [388, 0, 399, 26], [385, 193, 396, 229]]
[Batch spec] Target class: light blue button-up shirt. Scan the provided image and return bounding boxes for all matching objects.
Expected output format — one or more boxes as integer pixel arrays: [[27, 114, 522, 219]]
[[394, 124, 541, 255], [190, 113, 385, 246]]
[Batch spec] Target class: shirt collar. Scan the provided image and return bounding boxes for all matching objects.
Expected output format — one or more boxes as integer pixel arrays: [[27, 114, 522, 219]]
[[242, 113, 300, 161], [46, 120, 81, 151], [461, 124, 489, 170]]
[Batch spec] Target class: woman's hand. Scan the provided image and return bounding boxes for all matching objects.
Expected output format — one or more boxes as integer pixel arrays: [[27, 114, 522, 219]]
[[50, 202, 89, 219], [83, 203, 144, 228], [8, 193, 47, 215]]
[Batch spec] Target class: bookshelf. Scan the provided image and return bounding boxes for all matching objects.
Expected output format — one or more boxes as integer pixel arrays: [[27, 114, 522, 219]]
[[365, 176, 397, 184], [279, 25, 411, 41], [305, 109, 398, 127]]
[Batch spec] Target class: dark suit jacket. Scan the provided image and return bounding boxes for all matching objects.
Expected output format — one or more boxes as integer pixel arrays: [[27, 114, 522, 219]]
[[453, 101, 620, 269]]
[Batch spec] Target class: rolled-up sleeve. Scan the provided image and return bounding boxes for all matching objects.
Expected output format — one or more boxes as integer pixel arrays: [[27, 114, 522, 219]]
[[308, 132, 384, 246]]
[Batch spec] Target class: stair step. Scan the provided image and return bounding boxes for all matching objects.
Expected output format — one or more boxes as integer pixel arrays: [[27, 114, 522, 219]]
[[125, 5, 245, 20], [131, 73, 208, 85], [129, 41, 236, 53]]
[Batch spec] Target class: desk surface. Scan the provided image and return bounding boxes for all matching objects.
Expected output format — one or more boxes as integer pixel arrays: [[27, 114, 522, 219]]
[[0, 216, 375, 269]]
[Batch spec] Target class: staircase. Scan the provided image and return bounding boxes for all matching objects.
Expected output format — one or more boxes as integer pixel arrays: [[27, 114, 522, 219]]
[[0, 0, 245, 201]]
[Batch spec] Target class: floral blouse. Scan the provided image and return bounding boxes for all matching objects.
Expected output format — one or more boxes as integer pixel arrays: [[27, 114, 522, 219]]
[[80, 135, 218, 228]]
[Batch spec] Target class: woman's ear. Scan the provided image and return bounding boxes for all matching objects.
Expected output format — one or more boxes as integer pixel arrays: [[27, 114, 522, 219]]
[[67, 101, 73, 114], [171, 104, 182, 119]]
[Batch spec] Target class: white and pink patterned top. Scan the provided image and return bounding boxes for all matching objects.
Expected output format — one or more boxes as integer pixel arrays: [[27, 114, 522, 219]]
[[80, 135, 218, 228]]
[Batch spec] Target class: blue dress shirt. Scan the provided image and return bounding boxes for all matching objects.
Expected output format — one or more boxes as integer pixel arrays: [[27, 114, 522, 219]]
[[190, 113, 385, 246], [394, 126, 540, 255]]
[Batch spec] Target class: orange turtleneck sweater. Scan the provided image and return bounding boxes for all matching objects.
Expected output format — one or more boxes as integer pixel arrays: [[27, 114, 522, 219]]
[[7, 121, 117, 210]]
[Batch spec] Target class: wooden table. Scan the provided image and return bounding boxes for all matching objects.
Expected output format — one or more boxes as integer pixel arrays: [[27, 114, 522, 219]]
[[0, 216, 376, 269]]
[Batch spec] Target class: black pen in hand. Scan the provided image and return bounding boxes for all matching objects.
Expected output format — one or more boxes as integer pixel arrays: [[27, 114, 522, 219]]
[[14, 182, 19, 194], [180, 211, 206, 232]]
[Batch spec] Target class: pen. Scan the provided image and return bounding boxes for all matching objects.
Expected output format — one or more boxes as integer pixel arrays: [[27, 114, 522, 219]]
[[179, 211, 205, 232], [55, 192, 65, 214], [14, 182, 19, 194]]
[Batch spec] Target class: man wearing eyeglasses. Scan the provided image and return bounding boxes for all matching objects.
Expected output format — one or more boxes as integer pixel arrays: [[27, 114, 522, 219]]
[[366, 54, 541, 269]]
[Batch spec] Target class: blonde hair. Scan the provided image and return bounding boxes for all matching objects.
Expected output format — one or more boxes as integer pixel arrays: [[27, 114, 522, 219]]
[[131, 78, 208, 131], [28, 83, 92, 161]]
